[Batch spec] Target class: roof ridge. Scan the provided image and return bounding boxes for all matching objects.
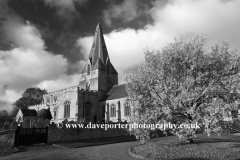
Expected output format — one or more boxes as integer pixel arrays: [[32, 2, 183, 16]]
[[45, 85, 79, 95], [113, 83, 127, 87]]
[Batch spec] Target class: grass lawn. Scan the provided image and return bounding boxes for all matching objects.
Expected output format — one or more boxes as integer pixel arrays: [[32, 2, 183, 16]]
[[131, 133, 240, 160], [0, 145, 19, 157]]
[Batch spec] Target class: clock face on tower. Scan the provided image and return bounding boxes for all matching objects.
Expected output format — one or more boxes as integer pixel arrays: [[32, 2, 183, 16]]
[[106, 77, 111, 83]]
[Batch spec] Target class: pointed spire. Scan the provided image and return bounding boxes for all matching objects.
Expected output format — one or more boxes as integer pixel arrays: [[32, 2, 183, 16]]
[[89, 23, 109, 69]]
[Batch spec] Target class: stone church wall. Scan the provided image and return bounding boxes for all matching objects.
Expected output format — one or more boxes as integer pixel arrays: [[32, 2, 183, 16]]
[[29, 86, 79, 123], [78, 90, 98, 123], [97, 70, 118, 101], [101, 98, 130, 123], [53, 90, 78, 123], [79, 68, 98, 91]]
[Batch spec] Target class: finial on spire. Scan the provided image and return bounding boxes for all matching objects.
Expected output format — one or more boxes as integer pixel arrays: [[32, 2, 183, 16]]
[[98, 17, 101, 22], [97, 17, 102, 27]]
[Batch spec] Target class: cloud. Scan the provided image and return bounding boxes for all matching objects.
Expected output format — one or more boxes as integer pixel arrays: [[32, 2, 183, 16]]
[[103, 0, 142, 26], [0, 90, 20, 112], [0, 18, 68, 92], [0, 0, 12, 20], [37, 74, 81, 92], [43, 0, 87, 20], [3, 18, 45, 50], [0, 13, 68, 111], [150, 0, 240, 48], [0, 100, 12, 112], [79, 0, 240, 84], [0, 48, 67, 91], [76, 36, 93, 60]]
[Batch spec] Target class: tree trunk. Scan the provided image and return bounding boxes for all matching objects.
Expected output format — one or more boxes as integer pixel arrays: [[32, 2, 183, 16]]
[[189, 137, 194, 143]]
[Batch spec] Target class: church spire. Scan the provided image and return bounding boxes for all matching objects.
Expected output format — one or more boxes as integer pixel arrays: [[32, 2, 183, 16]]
[[89, 23, 109, 69]]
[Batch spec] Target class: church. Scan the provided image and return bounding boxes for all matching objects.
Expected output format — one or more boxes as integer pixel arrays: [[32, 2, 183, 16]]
[[27, 23, 131, 123]]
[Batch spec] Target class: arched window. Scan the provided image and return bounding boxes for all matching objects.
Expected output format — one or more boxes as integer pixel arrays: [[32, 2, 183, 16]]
[[64, 100, 71, 118], [86, 82, 90, 91], [54, 111, 57, 119], [85, 101, 91, 117], [124, 103, 131, 116], [110, 104, 116, 117], [46, 97, 50, 104], [54, 95, 57, 102], [107, 63, 110, 75], [102, 105, 105, 118], [87, 64, 90, 75]]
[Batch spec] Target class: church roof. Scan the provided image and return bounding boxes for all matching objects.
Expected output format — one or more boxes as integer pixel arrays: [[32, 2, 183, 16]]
[[80, 59, 118, 75], [20, 109, 37, 117], [89, 23, 109, 68], [103, 84, 128, 101], [80, 64, 87, 74], [80, 23, 118, 74]]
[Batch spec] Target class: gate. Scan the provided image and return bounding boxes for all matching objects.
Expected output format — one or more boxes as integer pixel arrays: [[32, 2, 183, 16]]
[[14, 126, 48, 146]]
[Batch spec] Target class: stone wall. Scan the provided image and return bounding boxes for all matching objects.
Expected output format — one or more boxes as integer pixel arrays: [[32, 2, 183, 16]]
[[1, 119, 50, 131], [0, 130, 15, 147], [48, 123, 129, 142], [1, 120, 131, 144]]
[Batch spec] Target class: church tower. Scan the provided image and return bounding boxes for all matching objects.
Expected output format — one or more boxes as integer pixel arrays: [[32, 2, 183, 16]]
[[79, 23, 118, 100]]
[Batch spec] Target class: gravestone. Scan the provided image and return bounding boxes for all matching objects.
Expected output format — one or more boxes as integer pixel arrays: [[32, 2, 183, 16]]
[[69, 121, 75, 124], [38, 118, 44, 124], [30, 119, 35, 128], [22, 119, 30, 128], [3, 121, 10, 130], [11, 121, 18, 129], [32, 120, 38, 128], [0, 122, 3, 130], [44, 119, 50, 127], [83, 118, 89, 124], [62, 119, 68, 124], [36, 121, 43, 128]]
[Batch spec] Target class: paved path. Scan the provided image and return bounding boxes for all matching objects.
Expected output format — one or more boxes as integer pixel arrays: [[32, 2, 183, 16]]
[[2, 134, 239, 160], [1, 138, 157, 160]]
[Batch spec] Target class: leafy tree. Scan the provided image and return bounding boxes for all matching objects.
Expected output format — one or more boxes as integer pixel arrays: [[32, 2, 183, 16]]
[[37, 108, 52, 120], [0, 110, 10, 124], [12, 87, 47, 116], [126, 36, 240, 144]]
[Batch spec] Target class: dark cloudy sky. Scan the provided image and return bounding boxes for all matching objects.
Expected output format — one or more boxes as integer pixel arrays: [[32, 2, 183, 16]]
[[0, 0, 240, 111]]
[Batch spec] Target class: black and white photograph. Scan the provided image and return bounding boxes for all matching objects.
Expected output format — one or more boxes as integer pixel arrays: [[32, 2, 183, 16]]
[[1, 0, 240, 159]]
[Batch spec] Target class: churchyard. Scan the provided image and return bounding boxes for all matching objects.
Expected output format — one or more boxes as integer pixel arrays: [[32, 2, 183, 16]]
[[0, 118, 240, 159]]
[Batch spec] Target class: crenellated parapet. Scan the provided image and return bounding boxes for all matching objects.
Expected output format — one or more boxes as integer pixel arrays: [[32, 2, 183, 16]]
[[42, 85, 80, 105], [78, 88, 98, 95], [46, 85, 80, 95], [29, 85, 79, 109]]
